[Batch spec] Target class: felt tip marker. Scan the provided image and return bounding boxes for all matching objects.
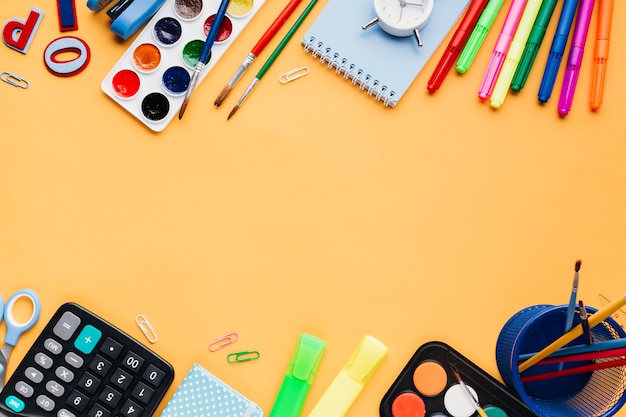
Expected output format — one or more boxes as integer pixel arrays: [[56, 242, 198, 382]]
[[477, 0, 528, 100], [490, 0, 544, 108], [537, 0, 579, 103], [427, 0, 489, 92], [511, 0, 559, 92], [456, 0, 505, 74], [557, 0, 595, 116], [590, 0, 614, 110]]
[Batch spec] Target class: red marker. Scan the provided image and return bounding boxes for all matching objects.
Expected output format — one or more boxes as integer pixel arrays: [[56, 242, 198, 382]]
[[427, 0, 489, 92]]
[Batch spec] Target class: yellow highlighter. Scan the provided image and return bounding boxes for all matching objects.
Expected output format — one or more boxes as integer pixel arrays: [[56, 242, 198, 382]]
[[308, 335, 388, 417], [490, 0, 544, 108]]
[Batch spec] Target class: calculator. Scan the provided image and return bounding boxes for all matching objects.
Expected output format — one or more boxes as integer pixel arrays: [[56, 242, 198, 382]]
[[0, 303, 174, 417]]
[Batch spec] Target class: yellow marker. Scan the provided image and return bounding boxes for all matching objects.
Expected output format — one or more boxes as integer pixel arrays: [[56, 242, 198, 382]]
[[308, 335, 388, 417], [490, 0, 543, 108]]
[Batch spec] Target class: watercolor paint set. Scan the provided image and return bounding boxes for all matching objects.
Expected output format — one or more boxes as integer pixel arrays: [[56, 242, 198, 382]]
[[101, 0, 266, 131], [380, 341, 538, 417]]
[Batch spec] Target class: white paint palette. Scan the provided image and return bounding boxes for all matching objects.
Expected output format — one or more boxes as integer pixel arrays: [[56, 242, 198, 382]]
[[101, 0, 266, 132]]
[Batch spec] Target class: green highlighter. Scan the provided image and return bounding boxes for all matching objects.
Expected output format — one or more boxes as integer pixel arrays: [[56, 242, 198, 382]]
[[268, 334, 326, 417], [456, 0, 506, 74], [510, 0, 559, 92]]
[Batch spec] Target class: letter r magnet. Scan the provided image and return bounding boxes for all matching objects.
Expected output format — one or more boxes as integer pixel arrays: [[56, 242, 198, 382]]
[[3, 8, 45, 54]]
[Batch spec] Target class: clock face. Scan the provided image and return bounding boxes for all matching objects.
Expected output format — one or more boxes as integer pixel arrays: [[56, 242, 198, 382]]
[[373, 0, 433, 37]]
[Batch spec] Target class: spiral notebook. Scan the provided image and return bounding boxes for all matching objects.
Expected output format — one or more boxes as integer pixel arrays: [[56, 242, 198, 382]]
[[301, 0, 471, 107]]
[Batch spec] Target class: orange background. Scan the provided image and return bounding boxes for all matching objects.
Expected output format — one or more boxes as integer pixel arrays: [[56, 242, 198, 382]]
[[2, 0, 626, 416]]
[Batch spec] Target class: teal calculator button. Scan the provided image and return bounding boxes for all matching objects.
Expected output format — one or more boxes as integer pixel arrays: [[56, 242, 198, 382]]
[[74, 325, 102, 354], [6, 395, 25, 412]]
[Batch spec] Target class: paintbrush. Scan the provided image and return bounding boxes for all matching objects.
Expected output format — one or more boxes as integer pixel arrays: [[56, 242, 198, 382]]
[[579, 300, 593, 344], [559, 260, 581, 370], [450, 366, 488, 417]]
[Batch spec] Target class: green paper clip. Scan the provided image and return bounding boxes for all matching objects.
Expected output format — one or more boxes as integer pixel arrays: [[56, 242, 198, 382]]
[[268, 333, 326, 417], [227, 350, 260, 363]]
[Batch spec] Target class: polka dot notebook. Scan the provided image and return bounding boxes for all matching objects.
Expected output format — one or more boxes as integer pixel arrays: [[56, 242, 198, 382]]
[[159, 364, 264, 417]]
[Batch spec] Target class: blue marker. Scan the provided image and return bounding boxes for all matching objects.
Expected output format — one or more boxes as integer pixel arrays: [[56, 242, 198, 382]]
[[537, 0, 580, 102]]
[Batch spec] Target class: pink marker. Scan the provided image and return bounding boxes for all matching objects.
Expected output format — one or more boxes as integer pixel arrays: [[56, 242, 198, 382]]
[[478, 0, 528, 99]]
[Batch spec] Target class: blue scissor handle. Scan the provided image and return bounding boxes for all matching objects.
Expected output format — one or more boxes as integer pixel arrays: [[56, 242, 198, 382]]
[[2, 289, 41, 346]]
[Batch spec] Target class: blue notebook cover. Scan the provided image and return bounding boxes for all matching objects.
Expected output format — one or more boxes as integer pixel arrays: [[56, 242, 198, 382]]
[[301, 0, 471, 107]]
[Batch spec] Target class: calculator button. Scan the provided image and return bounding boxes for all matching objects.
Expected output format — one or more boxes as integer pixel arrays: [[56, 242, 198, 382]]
[[65, 352, 84, 368], [5, 395, 25, 412], [45, 338, 63, 355], [74, 325, 102, 354], [77, 372, 101, 394], [88, 403, 111, 417], [46, 380, 65, 397], [25, 366, 44, 383], [66, 389, 90, 412], [58, 408, 77, 417], [142, 364, 166, 387], [99, 385, 122, 408], [110, 368, 134, 390], [55, 366, 75, 383], [131, 381, 155, 405], [121, 351, 145, 373], [100, 337, 123, 360], [14, 381, 34, 398], [34, 352, 54, 369], [36, 394, 55, 411], [120, 398, 144, 417], [53, 312, 81, 341], [89, 355, 113, 377]]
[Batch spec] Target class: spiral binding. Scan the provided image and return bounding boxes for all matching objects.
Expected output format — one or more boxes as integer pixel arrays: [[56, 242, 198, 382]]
[[302, 36, 396, 107]]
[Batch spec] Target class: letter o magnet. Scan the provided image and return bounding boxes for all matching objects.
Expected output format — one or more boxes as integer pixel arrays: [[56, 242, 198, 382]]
[[44, 36, 91, 77]]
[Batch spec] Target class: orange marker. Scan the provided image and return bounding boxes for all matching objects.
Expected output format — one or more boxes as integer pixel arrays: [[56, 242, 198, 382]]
[[590, 0, 614, 110]]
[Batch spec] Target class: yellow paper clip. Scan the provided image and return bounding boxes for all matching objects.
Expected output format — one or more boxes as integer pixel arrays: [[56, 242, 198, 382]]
[[279, 66, 309, 84], [135, 314, 158, 343], [209, 332, 239, 351], [227, 350, 260, 363], [1, 71, 29, 89]]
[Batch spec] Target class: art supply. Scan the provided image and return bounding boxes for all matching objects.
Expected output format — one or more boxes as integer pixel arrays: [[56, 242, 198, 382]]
[[0, 72, 29, 88], [209, 331, 239, 351], [87, 0, 167, 39], [0, 302, 174, 417], [477, 0, 528, 100], [590, 0, 614, 110], [521, 357, 626, 383], [537, 0, 579, 103], [456, 0, 505, 74], [160, 363, 263, 417], [0, 289, 41, 387], [599, 293, 626, 328], [557, 0, 595, 116], [490, 0, 544, 108], [301, 0, 471, 107], [510, 0, 559, 91], [56, 0, 78, 31], [101, 0, 266, 131], [579, 300, 593, 344], [2, 7, 45, 54], [136, 314, 158, 343], [179, 0, 231, 119], [427, 0, 490, 92], [227, 350, 261, 362], [518, 337, 626, 361], [308, 335, 387, 417], [214, 0, 304, 106], [558, 260, 581, 370], [227, 0, 318, 120], [44, 36, 91, 77], [496, 304, 626, 417], [268, 333, 326, 417], [380, 341, 537, 417], [525, 345, 626, 365], [279, 66, 309, 83], [450, 366, 488, 417]]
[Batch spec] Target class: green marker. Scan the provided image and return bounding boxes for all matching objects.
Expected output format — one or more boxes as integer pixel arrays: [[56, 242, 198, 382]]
[[268, 334, 326, 417], [456, 0, 506, 74], [511, 0, 559, 92]]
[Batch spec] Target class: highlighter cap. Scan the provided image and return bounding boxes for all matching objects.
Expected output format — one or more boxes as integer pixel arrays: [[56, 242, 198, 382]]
[[288, 334, 326, 382], [344, 335, 388, 384]]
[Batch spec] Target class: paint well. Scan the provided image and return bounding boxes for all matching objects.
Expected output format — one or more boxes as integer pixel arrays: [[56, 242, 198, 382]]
[[182, 39, 204, 68], [141, 92, 170, 121], [111, 69, 140, 99], [153, 17, 182, 46], [173, 0, 203, 20], [203, 14, 232, 42], [132, 43, 161, 72], [227, 0, 253, 17], [391, 392, 425, 417], [443, 384, 480, 417], [162, 66, 190, 95], [413, 361, 447, 396], [484, 406, 508, 417]]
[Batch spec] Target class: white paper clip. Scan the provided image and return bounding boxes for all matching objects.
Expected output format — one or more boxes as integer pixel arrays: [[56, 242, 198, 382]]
[[209, 332, 239, 351], [136, 314, 158, 343], [279, 66, 309, 84], [1, 71, 29, 89]]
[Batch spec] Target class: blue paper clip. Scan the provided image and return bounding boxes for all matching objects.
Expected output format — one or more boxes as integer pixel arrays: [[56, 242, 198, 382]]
[[227, 350, 260, 363]]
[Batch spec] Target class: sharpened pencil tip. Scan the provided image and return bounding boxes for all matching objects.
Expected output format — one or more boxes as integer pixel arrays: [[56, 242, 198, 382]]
[[214, 85, 232, 106], [575, 260, 582, 272], [178, 99, 189, 119], [227, 104, 239, 120]]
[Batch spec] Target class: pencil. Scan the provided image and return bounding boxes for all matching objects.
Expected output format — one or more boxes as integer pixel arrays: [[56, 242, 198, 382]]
[[214, 0, 304, 106], [179, 0, 231, 119], [227, 0, 318, 120]]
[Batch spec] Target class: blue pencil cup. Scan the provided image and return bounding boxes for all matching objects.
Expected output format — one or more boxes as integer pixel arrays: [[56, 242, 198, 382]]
[[496, 304, 626, 417]]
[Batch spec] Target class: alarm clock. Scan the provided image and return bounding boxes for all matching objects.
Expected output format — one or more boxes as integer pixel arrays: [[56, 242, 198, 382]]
[[362, 0, 434, 47]]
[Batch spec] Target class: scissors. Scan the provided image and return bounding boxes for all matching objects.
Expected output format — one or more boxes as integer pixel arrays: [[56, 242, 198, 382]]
[[0, 289, 41, 392]]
